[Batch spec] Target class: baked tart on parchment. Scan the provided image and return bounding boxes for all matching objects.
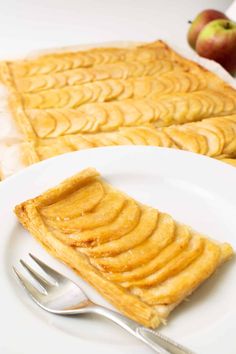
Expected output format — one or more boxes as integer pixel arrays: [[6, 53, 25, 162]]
[[1, 40, 236, 178], [15, 168, 234, 328]]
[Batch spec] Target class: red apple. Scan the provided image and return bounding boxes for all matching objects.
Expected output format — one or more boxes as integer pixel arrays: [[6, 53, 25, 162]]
[[196, 19, 236, 75], [187, 9, 228, 49]]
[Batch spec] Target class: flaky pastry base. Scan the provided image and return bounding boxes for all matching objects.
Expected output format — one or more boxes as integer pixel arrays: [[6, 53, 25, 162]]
[[15, 168, 233, 328], [1, 40, 236, 178]]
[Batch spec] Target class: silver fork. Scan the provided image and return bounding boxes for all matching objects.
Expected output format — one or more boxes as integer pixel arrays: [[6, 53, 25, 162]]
[[13, 254, 194, 354]]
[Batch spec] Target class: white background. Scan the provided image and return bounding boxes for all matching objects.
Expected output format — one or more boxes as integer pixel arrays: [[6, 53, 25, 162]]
[[0, 0, 234, 59]]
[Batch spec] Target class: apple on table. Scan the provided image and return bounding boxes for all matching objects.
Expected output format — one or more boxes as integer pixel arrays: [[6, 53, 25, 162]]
[[196, 19, 236, 76], [187, 9, 228, 49], [187, 9, 236, 75]]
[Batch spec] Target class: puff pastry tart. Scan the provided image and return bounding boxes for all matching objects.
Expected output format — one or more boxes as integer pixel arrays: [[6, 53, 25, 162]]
[[1, 40, 236, 178], [15, 168, 233, 328]]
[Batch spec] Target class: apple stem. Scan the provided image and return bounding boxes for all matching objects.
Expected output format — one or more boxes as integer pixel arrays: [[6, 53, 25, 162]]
[[225, 22, 231, 29], [188, 20, 192, 24]]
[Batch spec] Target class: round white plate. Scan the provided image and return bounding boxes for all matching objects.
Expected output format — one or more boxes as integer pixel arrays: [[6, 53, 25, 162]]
[[0, 146, 235, 354]]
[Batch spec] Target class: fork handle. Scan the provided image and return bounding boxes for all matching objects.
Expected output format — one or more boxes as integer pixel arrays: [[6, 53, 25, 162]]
[[135, 327, 194, 354], [88, 304, 194, 354]]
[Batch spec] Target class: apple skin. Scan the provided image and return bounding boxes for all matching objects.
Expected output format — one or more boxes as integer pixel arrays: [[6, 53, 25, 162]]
[[187, 9, 228, 49], [196, 19, 236, 75]]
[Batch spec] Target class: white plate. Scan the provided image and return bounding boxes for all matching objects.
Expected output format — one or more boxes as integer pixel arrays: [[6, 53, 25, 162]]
[[0, 146, 236, 354]]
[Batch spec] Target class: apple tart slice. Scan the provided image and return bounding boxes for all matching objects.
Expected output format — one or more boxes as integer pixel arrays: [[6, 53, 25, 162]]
[[15, 168, 233, 328]]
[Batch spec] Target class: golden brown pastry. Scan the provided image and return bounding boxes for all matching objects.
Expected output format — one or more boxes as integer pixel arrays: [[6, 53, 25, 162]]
[[1, 40, 236, 178], [15, 114, 236, 166], [15, 168, 233, 328]]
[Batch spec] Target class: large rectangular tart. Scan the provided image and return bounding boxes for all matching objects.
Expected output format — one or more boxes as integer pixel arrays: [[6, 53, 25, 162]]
[[15, 168, 233, 328], [1, 40, 236, 178]]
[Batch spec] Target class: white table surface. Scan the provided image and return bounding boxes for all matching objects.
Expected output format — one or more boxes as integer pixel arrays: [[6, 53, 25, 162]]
[[0, 0, 233, 59]]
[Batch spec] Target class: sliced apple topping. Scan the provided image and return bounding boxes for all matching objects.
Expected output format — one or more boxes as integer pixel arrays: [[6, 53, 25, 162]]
[[92, 213, 175, 272], [132, 239, 221, 305], [105, 224, 191, 283]]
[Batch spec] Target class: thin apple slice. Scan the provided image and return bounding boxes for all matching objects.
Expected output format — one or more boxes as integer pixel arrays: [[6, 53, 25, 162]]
[[152, 100, 172, 127], [214, 116, 236, 155], [106, 224, 191, 283], [117, 80, 133, 100], [181, 124, 208, 155], [93, 212, 175, 273], [66, 134, 95, 149], [46, 110, 70, 137], [135, 101, 155, 125], [213, 117, 236, 145], [126, 234, 204, 288], [79, 103, 108, 125], [63, 110, 89, 134], [157, 97, 179, 125], [178, 72, 206, 92], [100, 103, 123, 131], [45, 191, 125, 233], [58, 89, 76, 108], [100, 131, 134, 145], [95, 81, 112, 102], [51, 198, 141, 247], [132, 77, 152, 98], [38, 59, 68, 75], [104, 80, 124, 101], [67, 69, 94, 85], [133, 239, 221, 305], [40, 181, 104, 220], [220, 90, 236, 113], [49, 72, 68, 89], [128, 126, 162, 146], [79, 206, 156, 256], [124, 48, 153, 62], [29, 60, 57, 76], [199, 92, 217, 118], [192, 125, 222, 156], [114, 100, 141, 126], [88, 82, 102, 102], [28, 90, 63, 109], [47, 74, 66, 90], [17, 75, 56, 93], [154, 76, 174, 95], [176, 73, 195, 92], [185, 95, 203, 122], [102, 63, 126, 79], [70, 86, 94, 107], [200, 120, 225, 154], [78, 116, 99, 133], [23, 92, 44, 109], [155, 130, 177, 147], [83, 52, 103, 66], [27, 109, 56, 138], [130, 61, 146, 77], [172, 96, 189, 124], [91, 50, 120, 65], [92, 67, 110, 80], [85, 133, 115, 147], [119, 128, 147, 145], [164, 126, 201, 154], [50, 58, 73, 72], [116, 62, 136, 79], [148, 60, 173, 75], [204, 90, 225, 116], [71, 54, 93, 68]]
